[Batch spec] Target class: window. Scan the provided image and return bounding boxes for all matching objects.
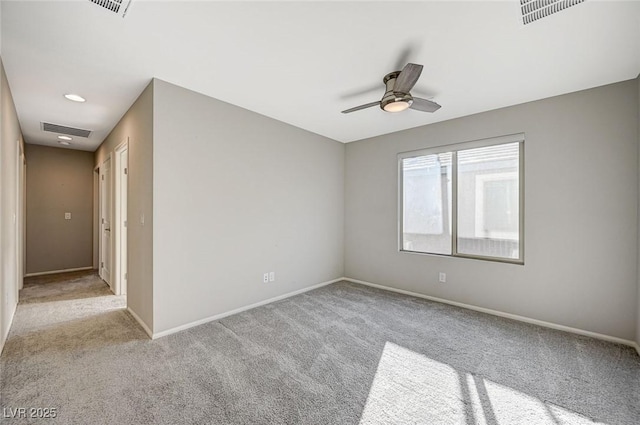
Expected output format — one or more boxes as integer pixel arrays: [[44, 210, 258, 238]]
[[399, 134, 524, 263]]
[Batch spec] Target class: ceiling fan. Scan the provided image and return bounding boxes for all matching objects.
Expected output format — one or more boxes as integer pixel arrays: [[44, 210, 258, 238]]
[[341, 63, 441, 114]]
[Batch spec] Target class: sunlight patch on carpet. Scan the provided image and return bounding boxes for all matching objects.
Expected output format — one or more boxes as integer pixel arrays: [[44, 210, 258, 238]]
[[480, 376, 603, 425], [359, 342, 605, 425]]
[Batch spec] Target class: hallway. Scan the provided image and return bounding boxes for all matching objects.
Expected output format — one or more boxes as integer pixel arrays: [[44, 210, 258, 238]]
[[0, 271, 147, 423]]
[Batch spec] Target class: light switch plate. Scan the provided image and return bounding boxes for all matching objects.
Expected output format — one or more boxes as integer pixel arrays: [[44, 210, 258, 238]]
[[65, 212, 72, 220]]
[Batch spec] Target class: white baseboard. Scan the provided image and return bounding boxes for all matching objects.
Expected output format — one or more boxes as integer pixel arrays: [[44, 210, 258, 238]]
[[25, 266, 94, 278], [0, 301, 17, 356], [152, 277, 343, 339], [633, 342, 640, 357], [0, 328, 7, 356], [344, 277, 637, 349], [127, 307, 153, 339]]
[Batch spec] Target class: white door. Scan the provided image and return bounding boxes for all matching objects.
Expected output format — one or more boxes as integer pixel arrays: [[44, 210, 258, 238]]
[[16, 141, 25, 292], [119, 147, 128, 295], [100, 157, 112, 286]]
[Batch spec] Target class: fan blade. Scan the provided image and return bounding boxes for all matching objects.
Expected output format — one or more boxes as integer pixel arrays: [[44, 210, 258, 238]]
[[340, 84, 381, 100], [394, 63, 423, 93], [341, 101, 380, 114], [394, 46, 413, 71], [410, 97, 441, 113]]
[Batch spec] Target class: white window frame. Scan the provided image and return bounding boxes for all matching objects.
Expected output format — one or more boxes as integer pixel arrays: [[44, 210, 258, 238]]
[[398, 133, 525, 264]]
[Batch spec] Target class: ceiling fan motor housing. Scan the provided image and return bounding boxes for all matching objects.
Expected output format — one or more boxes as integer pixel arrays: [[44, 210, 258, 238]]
[[381, 71, 413, 111]]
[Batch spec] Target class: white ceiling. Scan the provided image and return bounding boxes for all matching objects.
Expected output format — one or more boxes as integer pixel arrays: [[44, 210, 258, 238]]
[[2, 1, 639, 152]]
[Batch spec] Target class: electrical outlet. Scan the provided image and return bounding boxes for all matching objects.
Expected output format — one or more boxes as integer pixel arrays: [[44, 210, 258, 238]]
[[263, 273, 269, 283], [65, 212, 72, 220], [439, 272, 446, 283], [269, 272, 275, 282]]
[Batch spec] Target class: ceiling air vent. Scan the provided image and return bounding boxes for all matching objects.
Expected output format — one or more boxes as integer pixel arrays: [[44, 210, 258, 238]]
[[89, 0, 132, 18], [41, 122, 92, 138], [521, 0, 585, 25]]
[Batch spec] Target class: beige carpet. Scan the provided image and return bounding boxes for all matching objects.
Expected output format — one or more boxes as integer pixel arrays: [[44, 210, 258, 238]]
[[1, 271, 639, 424]]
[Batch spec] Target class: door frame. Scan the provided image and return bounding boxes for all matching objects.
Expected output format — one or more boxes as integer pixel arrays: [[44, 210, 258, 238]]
[[93, 166, 100, 271], [114, 139, 128, 296], [99, 153, 112, 287], [16, 140, 25, 292]]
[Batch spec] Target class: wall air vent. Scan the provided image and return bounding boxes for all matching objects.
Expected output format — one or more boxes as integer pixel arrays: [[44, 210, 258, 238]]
[[41, 122, 92, 138], [88, 0, 132, 18], [521, 0, 585, 25]]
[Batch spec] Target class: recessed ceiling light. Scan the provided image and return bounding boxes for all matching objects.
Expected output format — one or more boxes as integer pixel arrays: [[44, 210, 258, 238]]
[[58, 135, 72, 141], [64, 94, 86, 102], [58, 141, 71, 146]]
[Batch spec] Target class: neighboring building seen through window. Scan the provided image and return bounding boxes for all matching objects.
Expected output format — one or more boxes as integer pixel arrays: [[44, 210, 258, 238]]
[[400, 135, 523, 263]]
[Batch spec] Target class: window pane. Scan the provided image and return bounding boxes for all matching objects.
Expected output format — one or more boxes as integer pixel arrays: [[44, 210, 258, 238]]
[[457, 143, 520, 259], [402, 152, 452, 255]]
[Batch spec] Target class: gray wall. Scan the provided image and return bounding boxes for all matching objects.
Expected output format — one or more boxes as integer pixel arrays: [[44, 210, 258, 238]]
[[95, 81, 154, 332], [345, 79, 638, 340], [152, 79, 344, 334], [25, 144, 93, 274], [0, 57, 24, 352]]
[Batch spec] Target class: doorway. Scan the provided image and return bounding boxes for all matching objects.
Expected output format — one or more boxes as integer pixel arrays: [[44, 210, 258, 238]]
[[16, 140, 26, 292], [114, 141, 128, 296], [99, 155, 112, 287], [98, 140, 129, 296]]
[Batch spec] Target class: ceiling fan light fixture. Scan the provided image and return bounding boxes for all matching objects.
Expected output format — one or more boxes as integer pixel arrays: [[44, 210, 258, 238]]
[[64, 94, 86, 103], [383, 99, 411, 113], [381, 93, 413, 113]]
